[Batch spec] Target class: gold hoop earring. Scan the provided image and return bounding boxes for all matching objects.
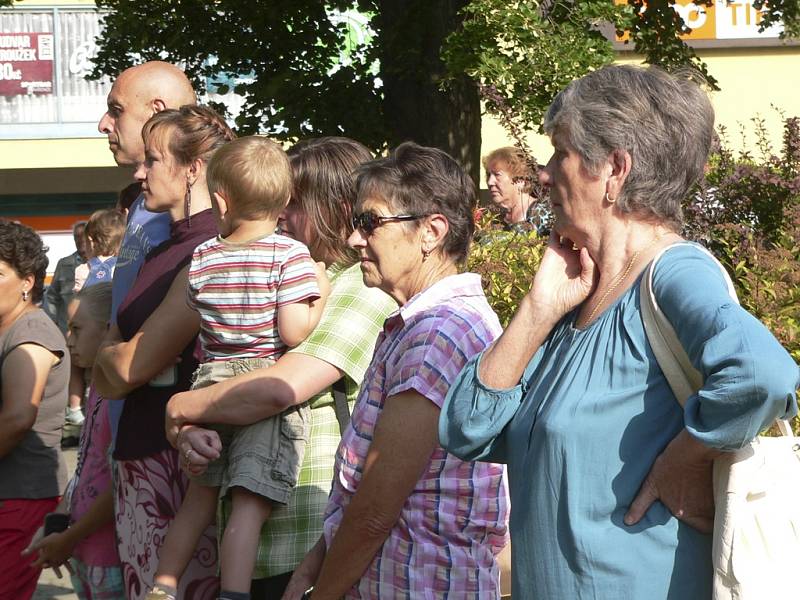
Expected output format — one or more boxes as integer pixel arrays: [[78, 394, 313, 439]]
[[605, 192, 615, 204]]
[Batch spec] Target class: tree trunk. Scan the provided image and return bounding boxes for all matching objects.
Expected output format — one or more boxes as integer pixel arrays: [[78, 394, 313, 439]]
[[377, 0, 481, 184]]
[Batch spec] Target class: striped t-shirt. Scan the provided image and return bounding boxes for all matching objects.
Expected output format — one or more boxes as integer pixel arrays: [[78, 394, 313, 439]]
[[187, 233, 319, 361]]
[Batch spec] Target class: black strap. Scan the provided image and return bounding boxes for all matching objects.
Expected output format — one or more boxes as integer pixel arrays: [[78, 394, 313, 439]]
[[331, 378, 350, 436]]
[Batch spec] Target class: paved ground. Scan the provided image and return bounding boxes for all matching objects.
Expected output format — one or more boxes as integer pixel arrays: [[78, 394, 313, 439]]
[[33, 446, 79, 600]]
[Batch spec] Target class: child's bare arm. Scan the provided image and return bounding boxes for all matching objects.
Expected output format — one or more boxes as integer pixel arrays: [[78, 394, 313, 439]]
[[277, 262, 330, 347], [22, 486, 114, 572]]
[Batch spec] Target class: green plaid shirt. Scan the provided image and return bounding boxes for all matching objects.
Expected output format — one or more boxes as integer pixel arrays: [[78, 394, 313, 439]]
[[220, 262, 397, 578]]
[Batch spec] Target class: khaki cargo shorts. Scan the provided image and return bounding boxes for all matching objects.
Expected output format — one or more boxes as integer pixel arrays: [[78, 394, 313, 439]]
[[189, 357, 311, 504]]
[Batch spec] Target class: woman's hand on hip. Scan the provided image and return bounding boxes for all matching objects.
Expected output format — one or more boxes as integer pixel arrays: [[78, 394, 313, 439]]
[[177, 425, 222, 476], [528, 232, 597, 322], [625, 429, 721, 533]]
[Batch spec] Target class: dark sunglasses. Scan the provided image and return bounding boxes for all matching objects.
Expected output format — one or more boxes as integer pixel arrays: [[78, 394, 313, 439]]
[[352, 211, 428, 234]]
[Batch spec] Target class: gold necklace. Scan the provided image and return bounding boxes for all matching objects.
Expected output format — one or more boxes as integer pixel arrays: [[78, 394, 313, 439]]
[[583, 233, 665, 325]]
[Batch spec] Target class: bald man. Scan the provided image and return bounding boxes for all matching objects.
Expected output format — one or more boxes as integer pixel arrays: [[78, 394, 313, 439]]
[[91, 62, 218, 600], [97, 61, 195, 370], [99, 61, 196, 167], [96, 62, 194, 446]]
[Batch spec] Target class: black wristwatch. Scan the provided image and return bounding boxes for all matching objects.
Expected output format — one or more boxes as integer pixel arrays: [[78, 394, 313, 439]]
[[300, 587, 314, 599]]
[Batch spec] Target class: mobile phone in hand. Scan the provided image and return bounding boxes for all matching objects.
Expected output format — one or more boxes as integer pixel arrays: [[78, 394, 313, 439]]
[[44, 513, 70, 536]]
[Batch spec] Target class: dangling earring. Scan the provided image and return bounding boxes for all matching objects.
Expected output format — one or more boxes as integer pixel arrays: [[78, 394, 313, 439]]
[[422, 249, 431, 262], [605, 192, 615, 204], [22, 289, 29, 302], [185, 180, 192, 227]]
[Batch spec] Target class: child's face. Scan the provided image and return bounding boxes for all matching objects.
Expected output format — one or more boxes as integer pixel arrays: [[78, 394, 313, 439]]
[[66, 299, 107, 369]]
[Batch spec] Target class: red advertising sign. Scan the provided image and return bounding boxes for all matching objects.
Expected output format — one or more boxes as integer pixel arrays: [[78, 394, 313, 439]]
[[0, 32, 54, 96]]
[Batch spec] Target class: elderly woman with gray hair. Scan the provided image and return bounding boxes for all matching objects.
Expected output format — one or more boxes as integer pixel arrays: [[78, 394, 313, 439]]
[[283, 142, 509, 599], [440, 64, 798, 598]]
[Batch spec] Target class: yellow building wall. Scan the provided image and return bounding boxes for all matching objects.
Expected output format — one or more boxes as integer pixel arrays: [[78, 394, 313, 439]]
[[0, 138, 116, 168], [480, 45, 800, 168]]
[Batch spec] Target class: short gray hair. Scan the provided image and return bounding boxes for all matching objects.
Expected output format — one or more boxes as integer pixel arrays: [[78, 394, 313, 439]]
[[544, 64, 714, 228], [355, 142, 476, 265]]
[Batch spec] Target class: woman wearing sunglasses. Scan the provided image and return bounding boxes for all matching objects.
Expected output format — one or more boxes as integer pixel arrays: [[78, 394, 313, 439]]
[[164, 137, 398, 598], [279, 142, 509, 599]]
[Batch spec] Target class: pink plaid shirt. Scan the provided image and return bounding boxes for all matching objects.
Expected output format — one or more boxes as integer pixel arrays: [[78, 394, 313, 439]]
[[323, 273, 509, 599]]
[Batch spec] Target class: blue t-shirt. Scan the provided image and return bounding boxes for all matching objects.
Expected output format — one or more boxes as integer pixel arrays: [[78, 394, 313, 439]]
[[108, 195, 171, 443], [84, 256, 117, 288]]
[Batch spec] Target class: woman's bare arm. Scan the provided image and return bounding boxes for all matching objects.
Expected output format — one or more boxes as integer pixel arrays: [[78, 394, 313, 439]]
[[94, 266, 199, 398], [479, 234, 596, 388], [309, 390, 439, 600], [0, 344, 59, 458], [166, 352, 343, 445]]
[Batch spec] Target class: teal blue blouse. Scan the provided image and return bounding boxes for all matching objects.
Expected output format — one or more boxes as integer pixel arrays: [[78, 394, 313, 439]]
[[440, 243, 799, 600]]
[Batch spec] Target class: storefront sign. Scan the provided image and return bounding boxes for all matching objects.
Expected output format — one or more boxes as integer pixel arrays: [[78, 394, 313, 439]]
[[0, 33, 54, 95], [616, 0, 783, 43]]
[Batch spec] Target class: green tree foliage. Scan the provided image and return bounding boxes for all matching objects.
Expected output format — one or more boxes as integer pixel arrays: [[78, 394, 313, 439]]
[[84, 0, 797, 182], [89, 0, 483, 179], [444, 0, 798, 140], [91, 1, 386, 146], [442, 0, 626, 135]]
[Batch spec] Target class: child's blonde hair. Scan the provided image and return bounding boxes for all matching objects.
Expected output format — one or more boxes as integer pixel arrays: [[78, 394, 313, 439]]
[[206, 136, 292, 220], [85, 209, 125, 256]]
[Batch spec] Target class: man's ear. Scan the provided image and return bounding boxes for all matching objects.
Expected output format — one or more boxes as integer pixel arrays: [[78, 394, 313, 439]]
[[151, 98, 167, 114]]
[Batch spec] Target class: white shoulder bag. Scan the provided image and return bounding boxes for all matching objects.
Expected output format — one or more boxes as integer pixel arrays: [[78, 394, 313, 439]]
[[640, 243, 800, 600]]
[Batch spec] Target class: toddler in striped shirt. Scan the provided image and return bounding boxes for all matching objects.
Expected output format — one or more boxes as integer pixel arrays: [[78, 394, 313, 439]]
[[147, 136, 329, 600]]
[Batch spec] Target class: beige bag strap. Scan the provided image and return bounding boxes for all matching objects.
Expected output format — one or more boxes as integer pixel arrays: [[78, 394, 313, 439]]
[[639, 242, 792, 435], [639, 243, 731, 406]]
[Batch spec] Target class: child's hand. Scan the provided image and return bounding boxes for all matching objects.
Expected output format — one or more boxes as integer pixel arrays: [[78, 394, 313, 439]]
[[313, 261, 331, 300], [22, 528, 76, 578]]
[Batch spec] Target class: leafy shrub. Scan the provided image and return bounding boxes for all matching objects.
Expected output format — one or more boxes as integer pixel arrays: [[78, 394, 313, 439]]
[[685, 116, 800, 363], [468, 212, 545, 327]]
